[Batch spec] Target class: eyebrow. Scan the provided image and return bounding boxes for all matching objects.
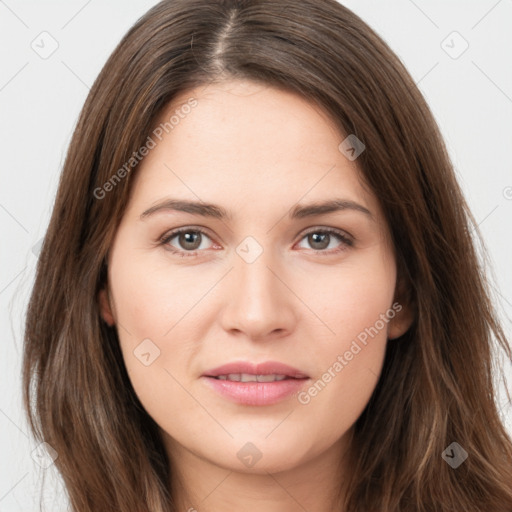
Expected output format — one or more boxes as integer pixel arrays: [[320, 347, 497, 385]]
[[140, 198, 373, 221]]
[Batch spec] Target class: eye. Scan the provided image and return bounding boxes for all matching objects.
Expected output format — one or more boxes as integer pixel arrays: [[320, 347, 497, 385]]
[[159, 226, 353, 258], [295, 228, 353, 254], [160, 227, 217, 257]]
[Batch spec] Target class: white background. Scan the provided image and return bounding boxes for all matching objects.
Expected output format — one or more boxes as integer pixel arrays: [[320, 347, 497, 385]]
[[1, 1, 511, 510]]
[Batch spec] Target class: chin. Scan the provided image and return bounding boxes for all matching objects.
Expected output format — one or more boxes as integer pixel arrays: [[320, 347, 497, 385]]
[[205, 434, 318, 475]]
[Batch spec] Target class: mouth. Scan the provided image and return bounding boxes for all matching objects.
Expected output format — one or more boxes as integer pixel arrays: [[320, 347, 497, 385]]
[[209, 373, 301, 382], [203, 360, 309, 379], [202, 361, 310, 406]]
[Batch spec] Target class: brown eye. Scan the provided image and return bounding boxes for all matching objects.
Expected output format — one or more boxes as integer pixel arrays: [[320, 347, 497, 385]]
[[297, 228, 353, 254], [307, 232, 330, 250], [161, 228, 214, 256], [177, 231, 202, 250]]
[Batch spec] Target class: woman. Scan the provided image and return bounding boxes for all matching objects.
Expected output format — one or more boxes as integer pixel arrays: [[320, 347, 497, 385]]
[[22, 0, 512, 510]]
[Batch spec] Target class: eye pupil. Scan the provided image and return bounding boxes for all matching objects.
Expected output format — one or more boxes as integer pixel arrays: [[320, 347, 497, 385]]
[[179, 231, 201, 250], [309, 232, 329, 250]]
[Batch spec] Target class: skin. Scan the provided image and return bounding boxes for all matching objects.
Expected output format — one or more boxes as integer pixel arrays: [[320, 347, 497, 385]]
[[99, 79, 412, 512]]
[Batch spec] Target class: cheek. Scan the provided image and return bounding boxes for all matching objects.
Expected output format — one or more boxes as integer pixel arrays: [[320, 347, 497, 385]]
[[109, 248, 183, 335], [294, 247, 395, 423], [107, 246, 214, 410], [304, 245, 397, 346]]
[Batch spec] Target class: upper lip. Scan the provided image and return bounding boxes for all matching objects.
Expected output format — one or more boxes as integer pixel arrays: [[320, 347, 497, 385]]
[[203, 361, 309, 379]]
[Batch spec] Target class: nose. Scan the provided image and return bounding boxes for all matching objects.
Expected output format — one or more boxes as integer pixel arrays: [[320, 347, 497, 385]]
[[219, 246, 298, 342]]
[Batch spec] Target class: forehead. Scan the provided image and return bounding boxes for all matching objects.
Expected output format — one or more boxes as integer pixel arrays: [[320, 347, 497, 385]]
[[155, 79, 343, 160], [128, 79, 383, 226]]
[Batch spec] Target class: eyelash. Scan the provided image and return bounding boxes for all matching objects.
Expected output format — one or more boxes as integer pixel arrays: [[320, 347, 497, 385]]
[[159, 226, 354, 258]]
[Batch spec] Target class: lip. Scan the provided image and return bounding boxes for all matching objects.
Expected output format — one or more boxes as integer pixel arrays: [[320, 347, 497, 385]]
[[201, 361, 310, 406], [203, 361, 309, 379]]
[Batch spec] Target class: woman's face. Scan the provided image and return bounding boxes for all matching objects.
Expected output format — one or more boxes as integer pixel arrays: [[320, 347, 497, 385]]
[[100, 79, 411, 476]]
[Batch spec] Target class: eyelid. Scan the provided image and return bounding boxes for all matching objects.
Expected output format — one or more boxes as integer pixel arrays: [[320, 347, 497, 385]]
[[159, 225, 213, 243], [298, 225, 353, 242], [158, 225, 217, 254]]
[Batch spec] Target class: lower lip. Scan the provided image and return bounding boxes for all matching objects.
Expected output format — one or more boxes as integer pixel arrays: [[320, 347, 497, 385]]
[[202, 376, 309, 406]]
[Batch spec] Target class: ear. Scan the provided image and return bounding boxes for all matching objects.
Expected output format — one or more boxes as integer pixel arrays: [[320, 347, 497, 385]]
[[387, 274, 414, 340], [98, 288, 115, 326]]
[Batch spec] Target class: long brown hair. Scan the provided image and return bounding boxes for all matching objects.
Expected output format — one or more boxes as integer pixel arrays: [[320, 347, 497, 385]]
[[22, 0, 512, 510]]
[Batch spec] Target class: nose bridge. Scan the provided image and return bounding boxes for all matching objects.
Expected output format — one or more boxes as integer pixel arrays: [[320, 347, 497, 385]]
[[219, 235, 296, 339], [237, 248, 277, 304]]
